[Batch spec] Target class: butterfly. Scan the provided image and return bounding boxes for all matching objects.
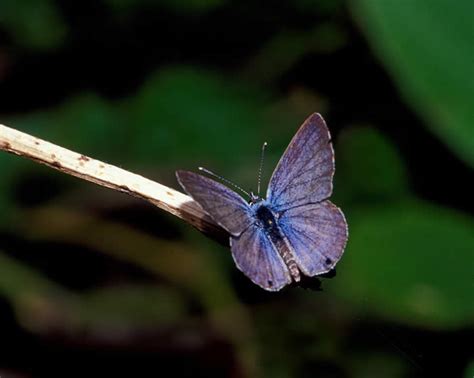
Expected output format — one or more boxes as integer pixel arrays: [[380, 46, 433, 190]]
[[176, 113, 348, 291]]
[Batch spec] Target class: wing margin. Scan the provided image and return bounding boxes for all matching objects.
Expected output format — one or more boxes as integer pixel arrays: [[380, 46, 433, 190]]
[[267, 113, 335, 211]]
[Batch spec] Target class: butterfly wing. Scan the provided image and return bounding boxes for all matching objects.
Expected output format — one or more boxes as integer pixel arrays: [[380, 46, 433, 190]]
[[267, 113, 334, 211], [279, 201, 348, 276], [176, 170, 253, 236], [230, 224, 292, 291]]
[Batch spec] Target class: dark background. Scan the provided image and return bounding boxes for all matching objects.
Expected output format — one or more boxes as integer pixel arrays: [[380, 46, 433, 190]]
[[0, 1, 473, 377]]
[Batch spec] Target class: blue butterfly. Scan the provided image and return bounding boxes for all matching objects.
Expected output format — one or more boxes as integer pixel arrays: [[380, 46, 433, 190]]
[[177, 113, 348, 291]]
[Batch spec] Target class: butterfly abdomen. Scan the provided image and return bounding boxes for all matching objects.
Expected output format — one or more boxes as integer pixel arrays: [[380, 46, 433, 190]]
[[255, 205, 301, 282]]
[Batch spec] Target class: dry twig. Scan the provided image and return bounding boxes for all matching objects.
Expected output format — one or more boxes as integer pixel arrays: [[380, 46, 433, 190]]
[[0, 124, 227, 243]]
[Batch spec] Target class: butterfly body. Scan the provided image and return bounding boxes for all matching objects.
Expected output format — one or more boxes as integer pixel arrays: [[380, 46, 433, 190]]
[[251, 201, 301, 282], [177, 113, 348, 291]]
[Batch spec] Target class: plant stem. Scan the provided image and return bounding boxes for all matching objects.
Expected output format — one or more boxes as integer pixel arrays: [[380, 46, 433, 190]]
[[0, 123, 228, 244]]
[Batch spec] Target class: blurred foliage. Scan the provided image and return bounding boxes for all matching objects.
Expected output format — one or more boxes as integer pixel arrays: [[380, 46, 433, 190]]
[[16, 206, 260, 376], [0, 0, 473, 376], [0, 0, 66, 49], [4, 67, 267, 166], [465, 360, 474, 378], [106, 0, 226, 13], [333, 200, 474, 329], [242, 23, 347, 84], [352, 0, 474, 167], [128, 67, 267, 165], [333, 126, 474, 329], [7, 94, 124, 157], [0, 251, 186, 332], [335, 126, 409, 203], [350, 352, 408, 378]]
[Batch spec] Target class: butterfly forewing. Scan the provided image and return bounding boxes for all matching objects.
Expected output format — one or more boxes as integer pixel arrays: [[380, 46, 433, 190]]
[[176, 170, 253, 236], [231, 224, 292, 291], [267, 113, 334, 211], [279, 201, 348, 276]]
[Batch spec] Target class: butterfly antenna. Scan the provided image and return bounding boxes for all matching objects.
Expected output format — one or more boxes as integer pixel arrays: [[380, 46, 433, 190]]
[[198, 167, 251, 198], [257, 142, 267, 196]]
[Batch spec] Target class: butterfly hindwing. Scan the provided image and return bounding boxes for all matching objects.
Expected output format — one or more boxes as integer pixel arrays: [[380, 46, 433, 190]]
[[267, 113, 334, 211], [279, 200, 348, 276], [230, 224, 292, 291], [176, 170, 253, 236]]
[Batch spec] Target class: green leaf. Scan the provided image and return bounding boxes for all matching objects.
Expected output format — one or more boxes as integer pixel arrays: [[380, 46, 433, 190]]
[[464, 360, 474, 378], [331, 200, 474, 329], [334, 126, 409, 203], [13, 94, 125, 154], [0, 0, 67, 49], [352, 0, 474, 167], [127, 66, 267, 166]]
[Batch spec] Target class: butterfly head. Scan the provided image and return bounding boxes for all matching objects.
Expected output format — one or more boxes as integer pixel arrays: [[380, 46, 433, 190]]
[[249, 191, 263, 205]]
